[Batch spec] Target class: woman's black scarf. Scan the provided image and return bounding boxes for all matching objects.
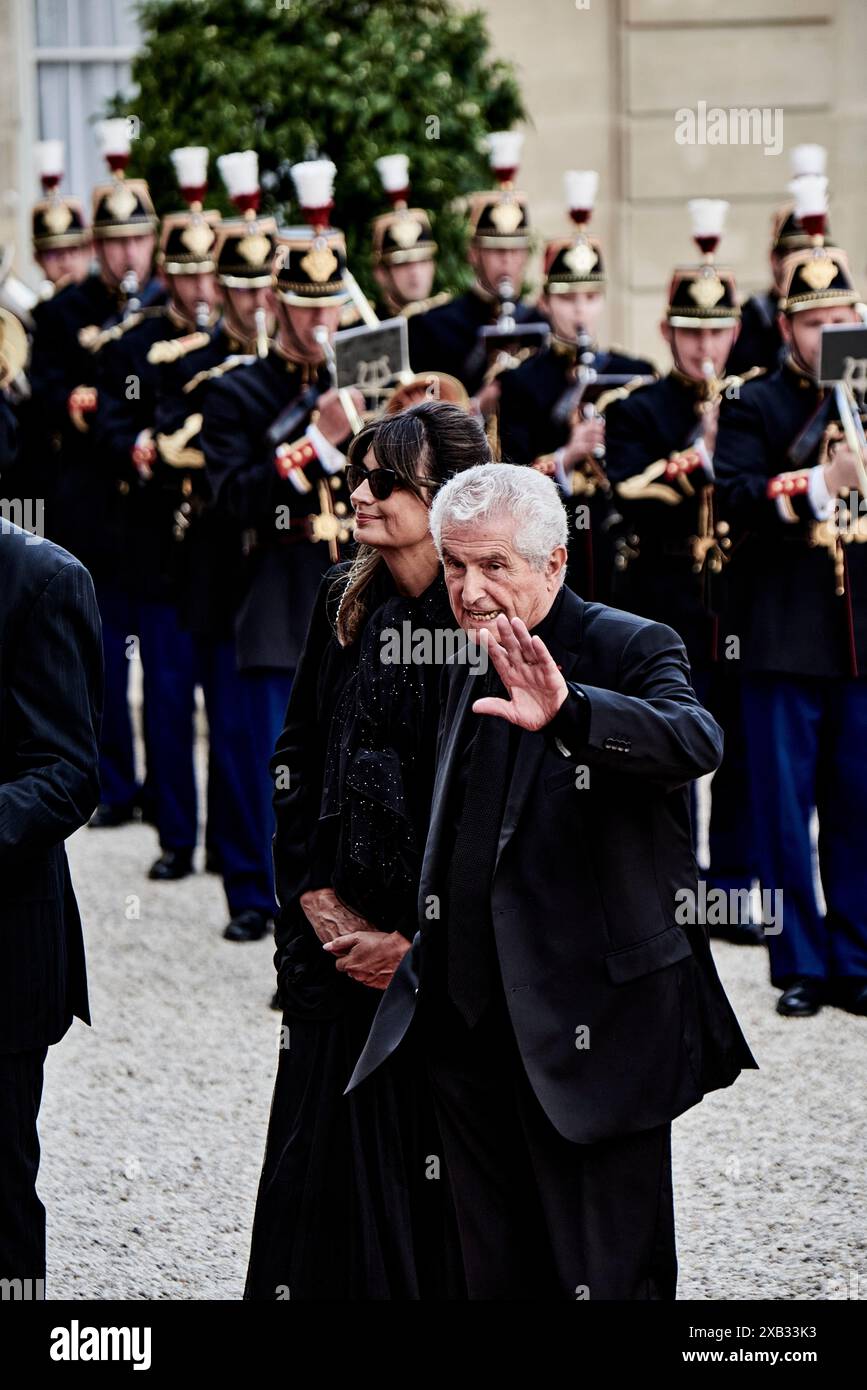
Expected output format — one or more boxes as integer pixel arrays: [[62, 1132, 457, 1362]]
[[322, 572, 455, 935]]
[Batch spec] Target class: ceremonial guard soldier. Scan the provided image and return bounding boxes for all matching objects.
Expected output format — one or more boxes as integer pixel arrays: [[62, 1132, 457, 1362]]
[[31, 141, 92, 296], [407, 131, 546, 410], [727, 144, 831, 377], [202, 158, 360, 941], [29, 121, 163, 828], [370, 153, 449, 321], [6, 138, 92, 519], [30, 119, 162, 480], [151, 150, 277, 646], [84, 145, 224, 874], [22, 140, 92, 500], [715, 176, 867, 1016], [605, 201, 761, 939], [499, 171, 654, 600]]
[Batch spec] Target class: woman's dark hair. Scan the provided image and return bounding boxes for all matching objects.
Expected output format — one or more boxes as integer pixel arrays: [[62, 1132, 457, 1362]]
[[334, 400, 491, 646]]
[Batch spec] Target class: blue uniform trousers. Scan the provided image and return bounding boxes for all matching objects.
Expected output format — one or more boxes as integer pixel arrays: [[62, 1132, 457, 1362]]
[[93, 583, 140, 811], [236, 666, 296, 905], [742, 673, 867, 986], [137, 599, 286, 919], [692, 665, 757, 892]]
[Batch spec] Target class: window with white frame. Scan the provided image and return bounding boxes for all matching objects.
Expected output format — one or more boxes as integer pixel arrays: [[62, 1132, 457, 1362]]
[[33, 0, 140, 205]]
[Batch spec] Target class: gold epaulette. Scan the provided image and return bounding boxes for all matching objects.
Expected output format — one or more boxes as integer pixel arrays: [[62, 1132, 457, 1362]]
[[81, 307, 165, 354], [183, 353, 255, 394], [147, 331, 211, 366], [594, 376, 655, 416], [723, 365, 766, 395], [401, 291, 452, 320], [156, 413, 205, 469]]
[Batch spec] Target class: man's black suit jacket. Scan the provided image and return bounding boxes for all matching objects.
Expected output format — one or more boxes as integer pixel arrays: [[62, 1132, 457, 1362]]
[[349, 586, 758, 1143], [0, 524, 102, 1052]]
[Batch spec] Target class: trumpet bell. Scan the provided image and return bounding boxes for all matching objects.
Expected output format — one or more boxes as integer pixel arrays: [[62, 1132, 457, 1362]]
[[382, 371, 469, 416], [0, 306, 29, 388], [0, 244, 38, 330]]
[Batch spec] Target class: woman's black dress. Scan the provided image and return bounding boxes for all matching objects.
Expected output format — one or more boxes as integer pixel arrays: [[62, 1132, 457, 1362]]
[[244, 563, 465, 1300]]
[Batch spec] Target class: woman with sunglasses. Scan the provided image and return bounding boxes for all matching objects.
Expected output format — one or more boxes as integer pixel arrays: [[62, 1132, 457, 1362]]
[[244, 400, 491, 1300]]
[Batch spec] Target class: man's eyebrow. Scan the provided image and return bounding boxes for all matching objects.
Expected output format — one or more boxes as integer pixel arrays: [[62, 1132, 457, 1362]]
[[441, 548, 510, 565]]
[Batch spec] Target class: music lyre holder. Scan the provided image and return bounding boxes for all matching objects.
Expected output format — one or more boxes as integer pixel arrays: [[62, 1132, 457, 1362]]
[[818, 322, 867, 498], [334, 317, 411, 404]]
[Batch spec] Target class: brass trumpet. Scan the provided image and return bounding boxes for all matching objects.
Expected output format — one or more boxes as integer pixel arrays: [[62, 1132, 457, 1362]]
[[0, 306, 29, 391]]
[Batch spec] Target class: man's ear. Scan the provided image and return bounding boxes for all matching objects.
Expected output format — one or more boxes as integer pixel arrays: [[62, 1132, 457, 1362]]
[[548, 545, 568, 585], [660, 320, 673, 348], [778, 313, 793, 347], [372, 264, 388, 290]]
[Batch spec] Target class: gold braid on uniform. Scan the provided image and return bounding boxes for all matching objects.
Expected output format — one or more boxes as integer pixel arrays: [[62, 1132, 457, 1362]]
[[182, 355, 254, 394], [147, 331, 211, 366], [156, 414, 205, 469]]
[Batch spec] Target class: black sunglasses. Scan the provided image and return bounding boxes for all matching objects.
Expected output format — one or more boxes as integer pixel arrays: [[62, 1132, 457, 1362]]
[[346, 463, 439, 501]]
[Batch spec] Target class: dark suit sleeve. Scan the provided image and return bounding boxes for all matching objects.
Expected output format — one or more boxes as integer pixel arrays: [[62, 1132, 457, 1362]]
[[0, 396, 18, 469], [0, 560, 103, 859], [202, 377, 279, 529], [497, 371, 535, 465], [605, 394, 699, 544], [604, 395, 661, 481], [27, 298, 79, 428], [552, 618, 722, 792], [407, 310, 438, 375], [715, 388, 813, 535], [88, 333, 157, 482]]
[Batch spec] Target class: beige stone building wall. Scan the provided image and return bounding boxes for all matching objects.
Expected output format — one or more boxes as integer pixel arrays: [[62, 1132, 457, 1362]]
[[3, 0, 864, 364], [0, 0, 25, 269], [459, 0, 867, 367]]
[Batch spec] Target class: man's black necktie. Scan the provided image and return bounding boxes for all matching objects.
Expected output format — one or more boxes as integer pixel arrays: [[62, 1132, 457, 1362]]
[[446, 671, 514, 1027]]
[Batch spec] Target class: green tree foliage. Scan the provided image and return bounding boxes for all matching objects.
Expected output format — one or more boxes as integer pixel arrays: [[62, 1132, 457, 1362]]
[[113, 0, 526, 296]]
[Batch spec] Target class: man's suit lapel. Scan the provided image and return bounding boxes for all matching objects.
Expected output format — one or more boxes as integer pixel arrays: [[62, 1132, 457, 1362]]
[[424, 588, 588, 884], [420, 663, 480, 894], [495, 587, 586, 865]]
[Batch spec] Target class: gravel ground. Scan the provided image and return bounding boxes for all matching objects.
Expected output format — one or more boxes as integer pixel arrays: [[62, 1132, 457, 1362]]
[[38, 793, 867, 1301]]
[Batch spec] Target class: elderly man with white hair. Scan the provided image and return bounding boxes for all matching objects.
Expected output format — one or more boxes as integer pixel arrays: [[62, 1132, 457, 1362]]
[[349, 463, 756, 1301]]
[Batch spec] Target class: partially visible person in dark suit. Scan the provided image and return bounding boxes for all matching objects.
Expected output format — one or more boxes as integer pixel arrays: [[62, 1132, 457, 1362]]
[[349, 463, 757, 1301], [0, 522, 102, 1295], [245, 402, 490, 1300]]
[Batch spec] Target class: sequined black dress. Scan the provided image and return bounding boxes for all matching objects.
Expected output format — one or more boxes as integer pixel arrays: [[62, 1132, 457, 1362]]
[[244, 564, 465, 1300]]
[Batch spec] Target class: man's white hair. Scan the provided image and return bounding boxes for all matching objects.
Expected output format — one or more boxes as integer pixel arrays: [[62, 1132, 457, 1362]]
[[429, 463, 569, 573]]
